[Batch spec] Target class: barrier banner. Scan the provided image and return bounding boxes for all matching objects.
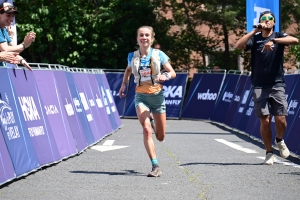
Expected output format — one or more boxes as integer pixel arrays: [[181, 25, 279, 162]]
[[105, 72, 126, 117], [72, 73, 104, 142], [52, 70, 88, 152], [123, 74, 141, 117], [0, 68, 39, 176], [0, 128, 15, 185], [230, 77, 253, 129], [64, 72, 95, 146], [211, 74, 241, 123], [245, 74, 299, 140], [87, 73, 113, 135], [278, 75, 300, 154], [8, 69, 61, 165], [33, 70, 78, 158], [98, 73, 122, 129], [223, 75, 249, 126], [163, 73, 188, 118], [181, 73, 225, 119]]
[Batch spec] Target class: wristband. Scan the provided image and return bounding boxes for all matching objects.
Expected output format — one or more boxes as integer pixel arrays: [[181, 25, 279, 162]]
[[122, 82, 127, 86], [163, 72, 171, 80], [22, 43, 26, 49], [19, 58, 26, 64]]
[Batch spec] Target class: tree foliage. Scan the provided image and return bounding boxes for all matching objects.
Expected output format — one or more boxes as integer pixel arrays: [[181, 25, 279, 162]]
[[14, 0, 300, 70], [15, 0, 170, 69]]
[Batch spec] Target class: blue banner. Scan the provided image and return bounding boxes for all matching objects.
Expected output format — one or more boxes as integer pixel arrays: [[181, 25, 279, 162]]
[[181, 73, 225, 120], [246, 0, 280, 33], [52, 71, 88, 152], [163, 73, 188, 119], [98, 73, 122, 130], [276, 75, 300, 154], [95, 74, 118, 131], [105, 72, 126, 117], [33, 70, 78, 158], [64, 72, 95, 145], [72, 73, 104, 142], [87, 73, 114, 135], [223, 75, 249, 127], [123, 74, 137, 117], [0, 68, 39, 176], [229, 77, 253, 129], [8, 69, 61, 166], [211, 74, 241, 123], [0, 127, 15, 185]]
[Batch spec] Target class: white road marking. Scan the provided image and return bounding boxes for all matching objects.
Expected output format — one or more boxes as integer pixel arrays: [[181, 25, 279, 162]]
[[90, 140, 129, 152], [215, 139, 258, 153], [103, 140, 115, 146], [257, 156, 300, 168]]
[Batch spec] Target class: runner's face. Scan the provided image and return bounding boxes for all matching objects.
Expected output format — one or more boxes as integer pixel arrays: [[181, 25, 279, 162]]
[[137, 28, 153, 48]]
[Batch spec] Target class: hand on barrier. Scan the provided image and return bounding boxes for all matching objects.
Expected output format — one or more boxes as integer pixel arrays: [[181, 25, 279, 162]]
[[18, 57, 32, 71], [0, 51, 19, 64]]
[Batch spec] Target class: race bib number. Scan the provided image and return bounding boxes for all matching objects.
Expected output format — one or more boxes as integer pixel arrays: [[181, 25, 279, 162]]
[[140, 68, 151, 81]]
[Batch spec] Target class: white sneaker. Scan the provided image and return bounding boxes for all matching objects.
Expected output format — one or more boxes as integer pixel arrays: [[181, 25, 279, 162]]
[[275, 139, 290, 158], [263, 153, 274, 165]]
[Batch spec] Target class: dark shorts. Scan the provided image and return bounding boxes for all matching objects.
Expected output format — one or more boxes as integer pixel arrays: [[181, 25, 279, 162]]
[[135, 90, 166, 114], [252, 87, 288, 117]]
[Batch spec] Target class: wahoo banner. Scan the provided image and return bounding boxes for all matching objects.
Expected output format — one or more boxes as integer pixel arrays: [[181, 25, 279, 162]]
[[181, 73, 225, 119]]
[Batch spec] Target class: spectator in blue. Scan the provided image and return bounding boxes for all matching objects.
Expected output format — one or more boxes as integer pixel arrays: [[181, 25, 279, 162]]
[[0, 2, 36, 70], [236, 11, 298, 165], [119, 26, 176, 177]]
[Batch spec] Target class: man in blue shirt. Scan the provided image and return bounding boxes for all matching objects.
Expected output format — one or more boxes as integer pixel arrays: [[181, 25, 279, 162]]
[[0, 2, 36, 70]]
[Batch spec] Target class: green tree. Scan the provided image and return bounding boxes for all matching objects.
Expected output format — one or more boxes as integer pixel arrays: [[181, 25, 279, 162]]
[[15, 0, 170, 69], [152, 0, 247, 71]]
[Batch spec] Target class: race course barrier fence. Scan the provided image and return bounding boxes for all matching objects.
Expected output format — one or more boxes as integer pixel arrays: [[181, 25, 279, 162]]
[[0, 65, 122, 186], [106, 70, 300, 160]]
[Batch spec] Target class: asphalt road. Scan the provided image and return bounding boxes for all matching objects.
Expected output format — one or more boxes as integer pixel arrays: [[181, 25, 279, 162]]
[[0, 119, 299, 200]]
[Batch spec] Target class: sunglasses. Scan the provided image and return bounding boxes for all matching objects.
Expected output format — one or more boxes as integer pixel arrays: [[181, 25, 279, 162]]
[[0, 5, 18, 12], [260, 15, 274, 21]]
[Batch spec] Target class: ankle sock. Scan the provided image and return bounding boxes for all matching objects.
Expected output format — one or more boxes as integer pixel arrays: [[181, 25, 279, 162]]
[[266, 151, 273, 155], [151, 158, 158, 166], [276, 137, 283, 143]]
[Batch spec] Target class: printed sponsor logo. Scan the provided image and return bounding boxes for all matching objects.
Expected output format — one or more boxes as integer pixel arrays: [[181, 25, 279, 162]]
[[163, 86, 183, 98], [197, 89, 217, 100], [44, 105, 59, 115], [79, 93, 89, 111], [163, 86, 183, 106], [238, 107, 244, 113], [222, 91, 233, 103], [241, 90, 250, 104], [234, 95, 240, 102], [0, 97, 20, 140], [73, 98, 82, 113], [18, 96, 41, 121], [165, 100, 181, 105], [64, 98, 75, 116], [288, 100, 298, 115]]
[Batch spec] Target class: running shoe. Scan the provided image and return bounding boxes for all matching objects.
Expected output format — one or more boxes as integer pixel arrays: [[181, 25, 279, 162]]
[[275, 139, 290, 158], [263, 153, 274, 165], [147, 166, 162, 177]]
